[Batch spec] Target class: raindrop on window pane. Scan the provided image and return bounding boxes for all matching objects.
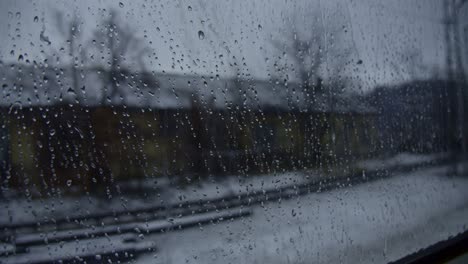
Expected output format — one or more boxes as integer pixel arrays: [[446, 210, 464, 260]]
[[67, 87, 76, 95], [198, 30, 205, 40]]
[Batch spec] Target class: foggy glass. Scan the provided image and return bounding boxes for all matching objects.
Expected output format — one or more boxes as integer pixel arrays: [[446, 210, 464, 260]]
[[0, 0, 467, 263]]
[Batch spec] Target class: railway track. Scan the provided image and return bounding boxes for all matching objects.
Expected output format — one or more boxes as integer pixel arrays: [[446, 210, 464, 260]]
[[0, 208, 252, 264], [1, 158, 447, 237], [0, 157, 448, 263]]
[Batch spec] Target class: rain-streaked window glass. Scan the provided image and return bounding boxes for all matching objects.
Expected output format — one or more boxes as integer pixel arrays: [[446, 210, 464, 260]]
[[0, 0, 467, 263]]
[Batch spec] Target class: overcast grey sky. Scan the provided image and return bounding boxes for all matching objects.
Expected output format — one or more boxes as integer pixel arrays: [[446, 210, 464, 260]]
[[0, 0, 466, 91]]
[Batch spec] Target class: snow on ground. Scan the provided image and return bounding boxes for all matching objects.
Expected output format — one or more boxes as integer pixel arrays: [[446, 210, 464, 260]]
[[0, 170, 312, 226], [357, 152, 447, 170], [172, 170, 314, 202], [1, 234, 154, 264], [0, 154, 466, 263], [133, 165, 468, 264], [0, 152, 447, 226]]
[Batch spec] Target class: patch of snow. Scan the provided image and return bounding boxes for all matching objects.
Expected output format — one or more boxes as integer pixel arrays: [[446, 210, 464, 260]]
[[0, 152, 443, 227], [1, 234, 154, 264], [14, 207, 251, 247], [0, 243, 15, 255], [357, 152, 447, 170], [0, 170, 312, 227], [133, 164, 468, 264]]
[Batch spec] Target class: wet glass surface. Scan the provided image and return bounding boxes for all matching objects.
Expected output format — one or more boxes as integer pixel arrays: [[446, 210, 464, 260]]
[[0, 0, 467, 263]]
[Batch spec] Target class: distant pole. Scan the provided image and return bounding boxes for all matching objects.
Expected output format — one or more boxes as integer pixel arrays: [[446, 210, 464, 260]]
[[443, 0, 456, 176], [445, 0, 468, 175], [444, 0, 454, 82], [455, 0, 467, 175]]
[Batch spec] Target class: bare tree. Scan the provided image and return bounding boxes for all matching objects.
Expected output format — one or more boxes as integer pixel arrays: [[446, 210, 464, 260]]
[[273, 9, 355, 104], [271, 7, 357, 166], [229, 56, 251, 108], [54, 11, 85, 103], [90, 10, 155, 105]]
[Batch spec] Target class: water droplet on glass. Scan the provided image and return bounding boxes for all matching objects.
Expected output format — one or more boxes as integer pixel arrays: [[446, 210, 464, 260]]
[[258, 24, 262, 30], [198, 30, 205, 40], [15, 12, 21, 19], [119, 2, 124, 8], [67, 87, 76, 95], [188, 6, 192, 11], [8, 101, 22, 114], [33, 16, 39, 23], [49, 129, 56, 136], [66, 180, 72, 187]]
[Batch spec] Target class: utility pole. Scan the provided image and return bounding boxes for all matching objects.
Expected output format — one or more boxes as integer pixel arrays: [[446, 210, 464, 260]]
[[444, 0, 467, 175], [444, 0, 454, 81]]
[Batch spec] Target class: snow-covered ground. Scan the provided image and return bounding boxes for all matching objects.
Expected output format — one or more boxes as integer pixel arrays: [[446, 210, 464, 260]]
[[132, 164, 468, 264], [1, 153, 466, 264], [0, 152, 449, 227], [0, 170, 313, 227], [357, 152, 447, 170]]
